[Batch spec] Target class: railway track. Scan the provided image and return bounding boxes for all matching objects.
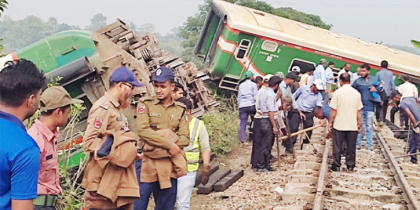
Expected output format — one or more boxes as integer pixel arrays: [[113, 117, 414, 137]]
[[276, 120, 420, 210]]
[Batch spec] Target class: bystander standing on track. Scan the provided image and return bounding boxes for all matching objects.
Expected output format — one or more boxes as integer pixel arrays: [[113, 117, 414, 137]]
[[329, 73, 363, 171], [28, 87, 83, 210], [299, 66, 315, 87], [325, 61, 336, 98], [314, 58, 329, 105], [0, 59, 46, 210], [336, 63, 352, 89], [375, 60, 395, 126], [255, 76, 282, 172], [352, 63, 379, 150], [252, 74, 273, 168], [237, 71, 258, 144]]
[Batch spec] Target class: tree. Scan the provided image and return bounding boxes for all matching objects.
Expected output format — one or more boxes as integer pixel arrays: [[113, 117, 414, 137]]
[[0, 0, 8, 56], [86, 13, 107, 31], [178, 0, 332, 64], [412, 40, 420, 49], [0, 15, 80, 53], [0, 0, 7, 17]]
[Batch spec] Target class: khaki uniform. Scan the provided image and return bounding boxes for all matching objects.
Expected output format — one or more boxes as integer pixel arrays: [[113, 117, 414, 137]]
[[82, 92, 139, 209], [136, 96, 189, 188], [83, 92, 131, 152]]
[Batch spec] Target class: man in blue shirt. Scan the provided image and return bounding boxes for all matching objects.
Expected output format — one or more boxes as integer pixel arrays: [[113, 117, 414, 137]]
[[313, 58, 328, 105], [390, 90, 420, 163], [0, 59, 46, 210], [292, 79, 324, 144], [255, 76, 282, 172], [352, 63, 379, 150], [375, 60, 395, 125], [237, 71, 258, 143]]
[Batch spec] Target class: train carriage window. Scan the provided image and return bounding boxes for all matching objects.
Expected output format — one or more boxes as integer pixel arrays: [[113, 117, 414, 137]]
[[288, 59, 316, 74], [261, 40, 278, 52], [235, 39, 251, 59]]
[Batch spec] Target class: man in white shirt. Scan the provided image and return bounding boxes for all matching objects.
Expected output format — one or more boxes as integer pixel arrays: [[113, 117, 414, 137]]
[[299, 66, 315, 87], [398, 75, 418, 101], [313, 58, 328, 105], [336, 63, 352, 89], [325, 61, 336, 98]]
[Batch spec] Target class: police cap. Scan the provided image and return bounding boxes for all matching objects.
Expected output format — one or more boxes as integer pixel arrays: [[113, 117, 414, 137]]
[[152, 66, 174, 83]]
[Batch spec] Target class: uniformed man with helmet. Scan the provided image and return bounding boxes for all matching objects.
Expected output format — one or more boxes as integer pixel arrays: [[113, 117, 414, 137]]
[[134, 66, 189, 210]]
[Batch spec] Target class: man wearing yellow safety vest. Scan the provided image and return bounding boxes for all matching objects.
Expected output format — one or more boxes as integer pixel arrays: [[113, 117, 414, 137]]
[[175, 97, 211, 210]]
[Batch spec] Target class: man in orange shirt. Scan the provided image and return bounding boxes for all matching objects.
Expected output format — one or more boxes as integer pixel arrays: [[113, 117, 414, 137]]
[[28, 86, 83, 210]]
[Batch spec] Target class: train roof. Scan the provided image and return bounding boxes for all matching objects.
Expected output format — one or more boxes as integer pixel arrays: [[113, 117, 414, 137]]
[[212, 0, 420, 76]]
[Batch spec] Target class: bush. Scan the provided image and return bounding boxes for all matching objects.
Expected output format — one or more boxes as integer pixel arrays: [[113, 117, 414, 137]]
[[201, 97, 240, 156]]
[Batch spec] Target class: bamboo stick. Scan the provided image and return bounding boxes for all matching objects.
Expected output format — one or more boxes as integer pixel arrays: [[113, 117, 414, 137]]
[[278, 124, 322, 141]]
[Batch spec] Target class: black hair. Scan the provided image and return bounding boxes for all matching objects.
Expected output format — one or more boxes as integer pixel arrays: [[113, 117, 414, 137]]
[[0, 59, 46, 107], [389, 90, 401, 99], [286, 72, 297, 80], [269, 76, 282, 87], [174, 82, 185, 92], [256, 76, 263, 83], [313, 106, 323, 118], [381, 60, 388, 68], [360, 63, 371, 70], [339, 72, 351, 83], [402, 75, 410, 81], [176, 97, 192, 110], [307, 66, 315, 72], [40, 104, 71, 116], [328, 61, 334, 66]]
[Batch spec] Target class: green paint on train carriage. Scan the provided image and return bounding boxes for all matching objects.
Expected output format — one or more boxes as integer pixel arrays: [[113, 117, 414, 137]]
[[208, 26, 406, 88], [15, 30, 97, 73]]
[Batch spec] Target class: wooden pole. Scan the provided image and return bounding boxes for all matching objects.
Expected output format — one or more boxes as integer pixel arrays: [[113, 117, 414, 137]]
[[278, 124, 322, 141], [394, 152, 420, 159], [276, 134, 281, 168]]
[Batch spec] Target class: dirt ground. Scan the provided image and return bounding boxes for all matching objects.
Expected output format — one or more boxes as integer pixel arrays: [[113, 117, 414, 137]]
[[189, 143, 297, 210]]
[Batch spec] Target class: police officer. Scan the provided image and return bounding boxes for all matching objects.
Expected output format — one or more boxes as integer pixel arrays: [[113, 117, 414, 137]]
[[82, 66, 143, 209], [134, 66, 189, 210]]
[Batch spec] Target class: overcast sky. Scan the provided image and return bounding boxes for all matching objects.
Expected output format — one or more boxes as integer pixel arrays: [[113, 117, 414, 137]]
[[3, 0, 420, 46]]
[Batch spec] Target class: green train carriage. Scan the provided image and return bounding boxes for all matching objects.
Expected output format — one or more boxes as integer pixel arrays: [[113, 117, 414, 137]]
[[195, 0, 420, 91]]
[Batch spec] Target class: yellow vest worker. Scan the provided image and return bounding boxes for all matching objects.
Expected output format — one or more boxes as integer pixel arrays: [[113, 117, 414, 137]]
[[175, 97, 211, 210]]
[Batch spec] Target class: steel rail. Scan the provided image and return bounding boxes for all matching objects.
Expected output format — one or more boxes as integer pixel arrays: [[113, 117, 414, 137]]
[[313, 136, 330, 210], [375, 127, 420, 210]]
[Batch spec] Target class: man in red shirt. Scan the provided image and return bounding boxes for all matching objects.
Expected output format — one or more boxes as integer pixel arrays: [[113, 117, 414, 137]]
[[28, 86, 83, 210]]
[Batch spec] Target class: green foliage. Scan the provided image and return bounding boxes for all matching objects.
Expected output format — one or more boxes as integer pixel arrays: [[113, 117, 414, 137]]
[[0, 16, 80, 53], [57, 104, 86, 210], [178, 0, 332, 66], [201, 102, 240, 156], [412, 40, 420, 49], [201, 81, 239, 156], [85, 13, 107, 31], [0, 0, 7, 17]]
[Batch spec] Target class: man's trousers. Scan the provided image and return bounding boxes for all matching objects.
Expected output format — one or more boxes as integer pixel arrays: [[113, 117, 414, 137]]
[[332, 129, 358, 168]]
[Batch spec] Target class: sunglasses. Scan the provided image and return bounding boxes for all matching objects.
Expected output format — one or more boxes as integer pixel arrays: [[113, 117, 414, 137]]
[[122, 83, 134, 90]]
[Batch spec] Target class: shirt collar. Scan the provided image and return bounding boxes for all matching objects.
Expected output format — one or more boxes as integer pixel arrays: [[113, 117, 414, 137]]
[[153, 96, 175, 106], [0, 110, 26, 131], [33, 119, 59, 142], [104, 92, 120, 108]]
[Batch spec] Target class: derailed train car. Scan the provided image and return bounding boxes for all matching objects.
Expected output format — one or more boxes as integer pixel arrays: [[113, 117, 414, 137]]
[[0, 20, 218, 169], [195, 0, 420, 91]]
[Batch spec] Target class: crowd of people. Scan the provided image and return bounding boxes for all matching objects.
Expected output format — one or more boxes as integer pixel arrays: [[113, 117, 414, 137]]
[[0, 59, 211, 210], [237, 58, 420, 173], [1, 57, 420, 210]]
